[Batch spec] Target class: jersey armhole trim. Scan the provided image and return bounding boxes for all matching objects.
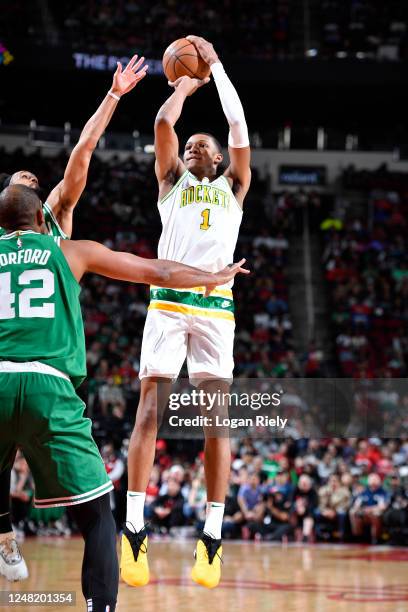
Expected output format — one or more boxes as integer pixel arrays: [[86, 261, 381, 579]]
[[158, 170, 188, 205], [43, 202, 69, 239], [221, 175, 244, 214]]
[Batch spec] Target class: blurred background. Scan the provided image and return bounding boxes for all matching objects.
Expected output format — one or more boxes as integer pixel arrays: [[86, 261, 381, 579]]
[[2, 0, 408, 546]]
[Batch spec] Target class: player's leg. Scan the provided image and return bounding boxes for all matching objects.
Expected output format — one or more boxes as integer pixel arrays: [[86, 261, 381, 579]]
[[0, 373, 28, 582], [199, 378, 231, 506], [68, 494, 118, 612], [127, 378, 173, 502], [0, 469, 12, 535], [191, 379, 230, 588], [188, 315, 235, 588], [122, 308, 187, 587], [20, 372, 117, 609], [122, 377, 170, 587], [0, 466, 29, 582]]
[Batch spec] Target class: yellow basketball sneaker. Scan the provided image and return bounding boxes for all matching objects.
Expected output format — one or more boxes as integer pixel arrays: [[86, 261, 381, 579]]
[[120, 525, 149, 587], [191, 533, 223, 588]]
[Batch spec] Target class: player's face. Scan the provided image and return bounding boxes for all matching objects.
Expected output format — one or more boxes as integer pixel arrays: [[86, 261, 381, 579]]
[[183, 135, 221, 173], [10, 170, 40, 191]]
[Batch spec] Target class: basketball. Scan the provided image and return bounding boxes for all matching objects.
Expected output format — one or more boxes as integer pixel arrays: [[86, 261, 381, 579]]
[[162, 38, 211, 82]]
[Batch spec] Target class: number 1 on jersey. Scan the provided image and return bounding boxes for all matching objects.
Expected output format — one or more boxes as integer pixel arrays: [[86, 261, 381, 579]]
[[200, 208, 211, 231]]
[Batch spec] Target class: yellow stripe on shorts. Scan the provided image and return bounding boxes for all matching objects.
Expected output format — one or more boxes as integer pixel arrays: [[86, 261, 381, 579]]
[[148, 301, 235, 321]]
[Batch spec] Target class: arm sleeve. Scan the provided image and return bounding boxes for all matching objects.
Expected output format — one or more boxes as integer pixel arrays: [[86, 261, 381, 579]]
[[210, 62, 250, 148]]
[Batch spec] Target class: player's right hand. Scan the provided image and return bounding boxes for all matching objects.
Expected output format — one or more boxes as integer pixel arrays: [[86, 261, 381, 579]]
[[168, 75, 210, 97], [204, 259, 250, 296], [111, 54, 149, 97], [186, 35, 220, 66]]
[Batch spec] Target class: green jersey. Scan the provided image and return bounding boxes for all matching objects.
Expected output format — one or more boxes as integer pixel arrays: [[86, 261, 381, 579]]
[[0, 230, 85, 387], [0, 201, 68, 240]]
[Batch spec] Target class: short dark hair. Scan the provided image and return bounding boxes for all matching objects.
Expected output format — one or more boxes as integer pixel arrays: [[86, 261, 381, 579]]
[[0, 184, 42, 231], [190, 132, 223, 153]]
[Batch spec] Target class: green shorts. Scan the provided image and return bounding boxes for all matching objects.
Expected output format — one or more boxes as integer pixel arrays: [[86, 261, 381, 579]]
[[0, 372, 113, 508]]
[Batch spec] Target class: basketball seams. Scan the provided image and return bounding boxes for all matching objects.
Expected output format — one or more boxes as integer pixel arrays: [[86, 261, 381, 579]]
[[164, 40, 194, 64], [164, 41, 197, 81], [175, 57, 196, 79], [165, 54, 201, 77], [170, 40, 194, 53], [171, 55, 179, 81], [173, 53, 202, 58], [163, 39, 210, 81]]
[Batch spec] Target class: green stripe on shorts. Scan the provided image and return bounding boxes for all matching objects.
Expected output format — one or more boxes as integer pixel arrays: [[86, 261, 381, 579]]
[[150, 288, 235, 312]]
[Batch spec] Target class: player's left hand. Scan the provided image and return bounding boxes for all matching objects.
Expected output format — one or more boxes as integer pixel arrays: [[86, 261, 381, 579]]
[[111, 54, 149, 97], [186, 35, 219, 65], [204, 259, 250, 296], [168, 75, 210, 96]]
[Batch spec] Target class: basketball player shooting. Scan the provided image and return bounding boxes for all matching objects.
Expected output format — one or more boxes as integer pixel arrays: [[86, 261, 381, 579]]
[[121, 35, 251, 589]]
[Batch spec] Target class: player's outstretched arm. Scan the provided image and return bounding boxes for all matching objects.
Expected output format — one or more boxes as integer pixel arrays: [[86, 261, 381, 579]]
[[155, 75, 209, 196], [187, 35, 251, 206], [46, 55, 148, 237], [61, 240, 249, 292]]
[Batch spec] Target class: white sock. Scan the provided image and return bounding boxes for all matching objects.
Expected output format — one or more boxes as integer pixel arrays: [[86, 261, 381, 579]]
[[126, 491, 146, 533], [203, 502, 225, 540]]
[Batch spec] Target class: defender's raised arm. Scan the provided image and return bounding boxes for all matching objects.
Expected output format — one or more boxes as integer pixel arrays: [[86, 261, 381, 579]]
[[46, 55, 148, 237]]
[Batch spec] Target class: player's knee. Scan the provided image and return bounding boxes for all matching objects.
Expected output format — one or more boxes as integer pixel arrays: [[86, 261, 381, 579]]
[[135, 383, 159, 433], [69, 493, 115, 539]]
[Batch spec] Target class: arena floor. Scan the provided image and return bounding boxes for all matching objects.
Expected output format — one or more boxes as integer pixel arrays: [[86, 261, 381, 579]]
[[2, 539, 408, 611]]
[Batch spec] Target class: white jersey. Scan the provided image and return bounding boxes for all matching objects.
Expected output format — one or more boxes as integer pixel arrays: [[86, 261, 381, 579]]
[[157, 170, 243, 287]]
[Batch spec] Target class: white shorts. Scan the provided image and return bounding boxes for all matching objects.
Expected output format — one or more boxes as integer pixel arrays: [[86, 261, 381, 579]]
[[139, 306, 235, 383]]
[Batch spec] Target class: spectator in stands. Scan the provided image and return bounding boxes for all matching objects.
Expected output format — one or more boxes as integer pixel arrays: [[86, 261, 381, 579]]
[[315, 474, 351, 541], [155, 439, 172, 470], [145, 465, 160, 505], [185, 466, 206, 523], [291, 474, 318, 542], [273, 469, 295, 499], [159, 465, 189, 501], [317, 453, 337, 481], [98, 376, 126, 416], [222, 485, 244, 539], [237, 472, 263, 523], [383, 473, 408, 543], [248, 489, 292, 541], [151, 478, 185, 533], [349, 473, 389, 544]]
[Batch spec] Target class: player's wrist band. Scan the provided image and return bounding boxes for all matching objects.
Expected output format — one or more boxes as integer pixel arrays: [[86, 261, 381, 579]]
[[108, 90, 121, 101]]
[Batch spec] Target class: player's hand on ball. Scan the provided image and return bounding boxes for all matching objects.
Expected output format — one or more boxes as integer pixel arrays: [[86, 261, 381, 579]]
[[111, 54, 148, 96], [204, 259, 250, 296], [168, 75, 210, 96], [186, 35, 219, 66]]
